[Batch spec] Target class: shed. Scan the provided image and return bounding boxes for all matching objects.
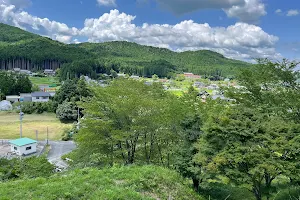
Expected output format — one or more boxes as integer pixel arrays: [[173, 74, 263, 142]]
[[6, 95, 20, 103], [9, 138, 37, 156]]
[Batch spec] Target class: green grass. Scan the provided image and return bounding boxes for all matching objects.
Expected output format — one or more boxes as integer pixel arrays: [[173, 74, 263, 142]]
[[0, 165, 203, 200], [0, 112, 72, 140], [29, 76, 60, 86]]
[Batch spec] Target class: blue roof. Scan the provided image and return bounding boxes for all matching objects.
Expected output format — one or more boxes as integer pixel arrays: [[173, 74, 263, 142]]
[[9, 138, 37, 146]]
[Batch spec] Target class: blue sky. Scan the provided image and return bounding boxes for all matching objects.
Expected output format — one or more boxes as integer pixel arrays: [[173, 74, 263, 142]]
[[0, 0, 299, 61]]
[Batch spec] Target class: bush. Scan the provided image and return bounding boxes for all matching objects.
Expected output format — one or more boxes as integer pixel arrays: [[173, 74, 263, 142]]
[[274, 187, 300, 200], [14, 101, 55, 114], [199, 183, 255, 200], [56, 101, 78, 121]]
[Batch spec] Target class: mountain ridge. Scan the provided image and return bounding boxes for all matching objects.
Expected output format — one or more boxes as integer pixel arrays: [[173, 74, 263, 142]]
[[0, 23, 250, 76]]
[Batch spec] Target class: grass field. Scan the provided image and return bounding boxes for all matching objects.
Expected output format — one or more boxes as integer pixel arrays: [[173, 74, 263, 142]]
[[29, 76, 60, 86], [0, 112, 72, 140]]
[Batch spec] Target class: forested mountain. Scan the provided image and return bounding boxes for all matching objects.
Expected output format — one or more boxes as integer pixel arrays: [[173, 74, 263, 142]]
[[0, 23, 250, 76]]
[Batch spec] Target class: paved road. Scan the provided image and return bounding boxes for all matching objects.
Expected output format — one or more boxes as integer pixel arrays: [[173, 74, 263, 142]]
[[45, 141, 76, 168]]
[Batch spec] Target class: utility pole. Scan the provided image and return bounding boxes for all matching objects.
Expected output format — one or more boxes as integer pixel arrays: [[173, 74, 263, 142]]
[[36, 130, 38, 141], [46, 127, 49, 145], [19, 94, 24, 138], [19, 111, 24, 138]]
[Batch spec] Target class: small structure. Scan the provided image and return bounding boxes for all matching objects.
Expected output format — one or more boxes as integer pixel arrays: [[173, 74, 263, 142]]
[[20, 93, 32, 102], [9, 138, 37, 156], [20, 70, 32, 75], [184, 73, 201, 79], [130, 75, 140, 80], [13, 68, 21, 73], [6, 95, 20, 103], [31, 92, 51, 102], [44, 69, 55, 76]]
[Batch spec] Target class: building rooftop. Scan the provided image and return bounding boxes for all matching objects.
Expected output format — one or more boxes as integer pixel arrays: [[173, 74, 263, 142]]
[[10, 138, 37, 147], [31, 92, 51, 97]]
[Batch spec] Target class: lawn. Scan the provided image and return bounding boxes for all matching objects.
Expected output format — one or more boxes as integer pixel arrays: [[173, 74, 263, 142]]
[[0, 112, 72, 140]]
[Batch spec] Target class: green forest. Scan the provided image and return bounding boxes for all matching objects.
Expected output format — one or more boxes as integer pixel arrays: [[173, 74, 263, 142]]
[[0, 23, 250, 77]]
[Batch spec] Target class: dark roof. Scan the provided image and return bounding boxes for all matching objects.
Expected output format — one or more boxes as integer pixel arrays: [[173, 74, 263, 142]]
[[31, 92, 51, 97]]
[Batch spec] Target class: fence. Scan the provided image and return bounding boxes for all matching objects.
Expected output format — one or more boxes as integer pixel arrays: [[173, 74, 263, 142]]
[[0, 139, 9, 145]]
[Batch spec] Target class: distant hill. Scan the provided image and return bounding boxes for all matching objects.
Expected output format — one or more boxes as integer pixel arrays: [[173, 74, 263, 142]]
[[0, 23, 250, 76], [0, 165, 203, 200]]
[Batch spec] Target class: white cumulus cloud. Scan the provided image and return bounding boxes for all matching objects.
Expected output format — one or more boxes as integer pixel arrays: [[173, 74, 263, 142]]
[[97, 0, 116, 7], [0, 1, 281, 61], [80, 9, 280, 61], [224, 0, 266, 24], [0, 3, 78, 43], [287, 9, 299, 16], [275, 9, 282, 14]]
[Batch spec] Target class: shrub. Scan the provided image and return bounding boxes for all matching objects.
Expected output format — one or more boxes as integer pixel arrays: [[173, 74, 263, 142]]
[[14, 101, 55, 114], [274, 187, 300, 200]]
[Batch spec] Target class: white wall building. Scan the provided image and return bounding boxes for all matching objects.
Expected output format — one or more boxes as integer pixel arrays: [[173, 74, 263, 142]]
[[6, 95, 20, 103], [31, 92, 50, 102], [9, 138, 37, 156]]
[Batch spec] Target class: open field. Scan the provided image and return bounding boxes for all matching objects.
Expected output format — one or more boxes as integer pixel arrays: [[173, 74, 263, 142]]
[[0, 112, 72, 140], [29, 76, 60, 86]]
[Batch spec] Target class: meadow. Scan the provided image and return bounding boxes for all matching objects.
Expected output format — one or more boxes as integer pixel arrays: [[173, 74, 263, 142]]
[[0, 112, 72, 140], [29, 76, 60, 86]]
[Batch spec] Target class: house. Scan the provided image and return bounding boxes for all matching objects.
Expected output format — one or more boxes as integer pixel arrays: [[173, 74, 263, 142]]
[[130, 75, 140, 80], [9, 138, 37, 156], [183, 73, 201, 79], [20, 93, 32, 102], [193, 82, 205, 88], [117, 73, 126, 78], [13, 68, 21, 72], [44, 69, 55, 76], [20, 70, 32, 75], [6, 95, 20, 103], [31, 92, 51, 102]]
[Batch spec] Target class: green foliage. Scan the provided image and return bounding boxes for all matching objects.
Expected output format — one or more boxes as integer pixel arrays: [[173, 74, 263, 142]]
[[194, 106, 300, 200], [78, 41, 250, 77], [75, 79, 186, 166], [0, 156, 54, 181], [0, 72, 32, 98], [53, 77, 92, 121], [14, 101, 55, 114], [0, 165, 203, 200], [56, 101, 78, 121], [274, 186, 300, 200], [199, 183, 255, 200]]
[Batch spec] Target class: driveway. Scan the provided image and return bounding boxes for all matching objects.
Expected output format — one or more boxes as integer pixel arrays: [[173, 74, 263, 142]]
[[46, 141, 76, 168]]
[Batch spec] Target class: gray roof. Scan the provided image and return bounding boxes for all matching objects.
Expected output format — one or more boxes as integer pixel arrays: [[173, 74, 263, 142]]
[[31, 92, 51, 97]]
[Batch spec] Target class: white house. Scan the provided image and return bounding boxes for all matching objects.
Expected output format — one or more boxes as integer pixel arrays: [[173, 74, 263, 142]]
[[31, 92, 51, 102], [9, 138, 37, 156]]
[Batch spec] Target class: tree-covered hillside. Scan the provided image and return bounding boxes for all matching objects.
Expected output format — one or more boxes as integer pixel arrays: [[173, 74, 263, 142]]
[[0, 166, 203, 200], [0, 23, 250, 76], [78, 41, 250, 76]]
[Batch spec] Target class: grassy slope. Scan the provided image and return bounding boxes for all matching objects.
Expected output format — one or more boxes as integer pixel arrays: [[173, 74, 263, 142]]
[[0, 112, 72, 140], [0, 165, 203, 200]]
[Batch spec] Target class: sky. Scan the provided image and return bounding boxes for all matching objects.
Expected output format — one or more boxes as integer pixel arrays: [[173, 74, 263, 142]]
[[0, 0, 299, 62]]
